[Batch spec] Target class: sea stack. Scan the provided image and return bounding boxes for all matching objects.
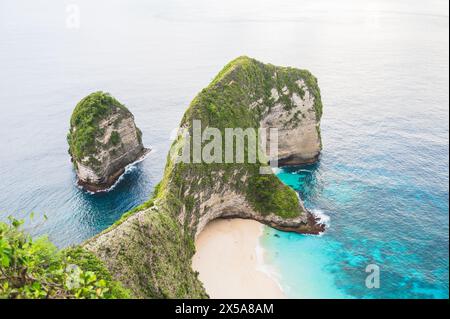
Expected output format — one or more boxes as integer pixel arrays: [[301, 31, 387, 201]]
[[67, 91, 149, 192]]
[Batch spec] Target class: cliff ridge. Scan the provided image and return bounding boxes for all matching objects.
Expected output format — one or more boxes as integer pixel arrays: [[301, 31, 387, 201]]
[[84, 57, 325, 298]]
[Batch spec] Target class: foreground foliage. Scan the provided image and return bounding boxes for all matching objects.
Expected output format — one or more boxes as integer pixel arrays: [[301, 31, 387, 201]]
[[0, 218, 131, 299]]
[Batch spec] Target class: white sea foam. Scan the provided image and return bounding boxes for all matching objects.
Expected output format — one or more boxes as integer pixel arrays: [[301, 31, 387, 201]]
[[271, 167, 281, 174], [255, 225, 286, 294], [78, 148, 152, 195], [312, 209, 330, 225], [311, 209, 331, 236]]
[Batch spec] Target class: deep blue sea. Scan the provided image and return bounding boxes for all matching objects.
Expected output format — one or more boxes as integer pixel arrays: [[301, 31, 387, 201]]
[[0, 0, 448, 298]]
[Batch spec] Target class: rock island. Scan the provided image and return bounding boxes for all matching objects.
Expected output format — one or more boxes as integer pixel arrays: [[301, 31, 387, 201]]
[[67, 92, 150, 192]]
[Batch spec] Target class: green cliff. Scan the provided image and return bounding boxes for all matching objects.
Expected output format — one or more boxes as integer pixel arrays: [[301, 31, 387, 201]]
[[84, 56, 324, 298]]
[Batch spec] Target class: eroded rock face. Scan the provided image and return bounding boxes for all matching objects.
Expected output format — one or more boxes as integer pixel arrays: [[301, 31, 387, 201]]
[[68, 92, 149, 192], [193, 189, 324, 238], [260, 79, 322, 165]]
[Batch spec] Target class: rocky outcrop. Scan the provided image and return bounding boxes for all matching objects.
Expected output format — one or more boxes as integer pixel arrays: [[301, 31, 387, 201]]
[[194, 190, 324, 237], [261, 79, 322, 165], [68, 92, 150, 192], [83, 57, 324, 298]]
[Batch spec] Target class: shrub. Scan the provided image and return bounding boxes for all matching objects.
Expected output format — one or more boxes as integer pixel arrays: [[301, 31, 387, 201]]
[[247, 175, 300, 218], [0, 218, 131, 299]]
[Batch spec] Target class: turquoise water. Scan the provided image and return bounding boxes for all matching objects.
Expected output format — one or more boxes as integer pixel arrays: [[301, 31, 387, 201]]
[[0, 0, 448, 298], [266, 154, 449, 298]]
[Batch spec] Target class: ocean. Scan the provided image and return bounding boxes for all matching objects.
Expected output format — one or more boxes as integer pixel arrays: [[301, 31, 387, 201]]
[[0, 0, 448, 298]]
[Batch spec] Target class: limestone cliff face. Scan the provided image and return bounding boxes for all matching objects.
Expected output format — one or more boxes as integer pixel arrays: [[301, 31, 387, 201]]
[[261, 79, 322, 165], [68, 92, 149, 192], [83, 57, 324, 298]]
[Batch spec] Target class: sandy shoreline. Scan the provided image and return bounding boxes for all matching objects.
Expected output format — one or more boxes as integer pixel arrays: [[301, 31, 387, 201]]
[[192, 218, 285, 299]]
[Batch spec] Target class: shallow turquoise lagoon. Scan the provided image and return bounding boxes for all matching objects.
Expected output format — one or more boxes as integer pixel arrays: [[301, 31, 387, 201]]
[[268, 159, 449, 298]]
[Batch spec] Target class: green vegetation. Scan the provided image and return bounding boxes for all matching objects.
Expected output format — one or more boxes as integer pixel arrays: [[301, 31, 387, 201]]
[[83, 179, 207, 298], [63, 247, 131, 298], [0, 218, 131, 299], [67, 91, 129, 163], [109, 131, 121, 146], [184, 56, 322, 123], [247, 175, 300, 218], [176, 56, 321, 218], [86, 210, 207, 299]]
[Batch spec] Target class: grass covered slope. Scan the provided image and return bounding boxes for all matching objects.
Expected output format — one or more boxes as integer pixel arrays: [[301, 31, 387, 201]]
[[84, 56, 324, 298], [67, 91, 131, 164], [86, 200, 207, 298], [176, 56, 323, 220], [183, 56, 322, 128]]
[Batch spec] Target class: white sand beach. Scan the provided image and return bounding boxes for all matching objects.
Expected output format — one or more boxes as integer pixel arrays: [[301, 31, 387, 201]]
[[192, 218, 285, 299]]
